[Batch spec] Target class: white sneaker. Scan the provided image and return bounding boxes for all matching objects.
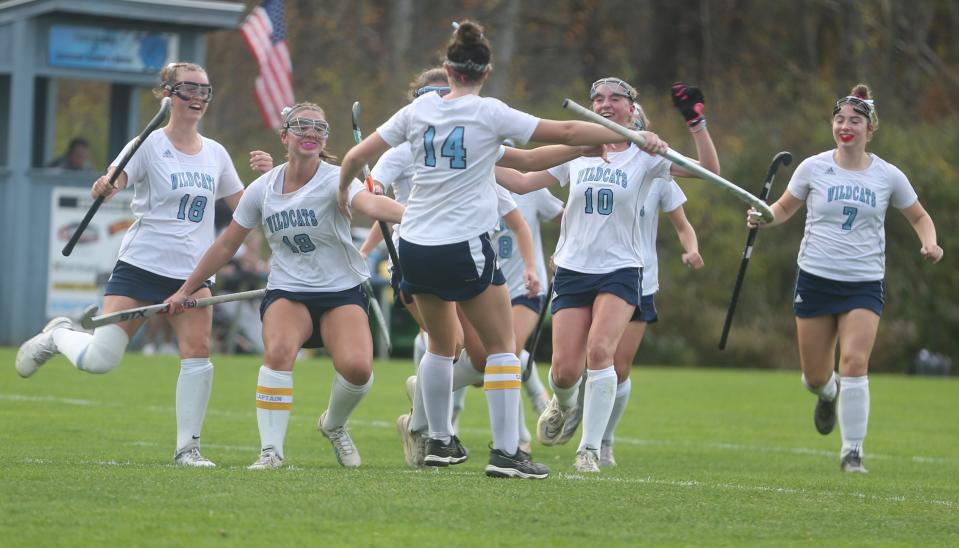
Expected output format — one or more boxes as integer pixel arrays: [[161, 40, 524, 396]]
[[405, 375, 417, 404], [536, 395, 567, 446], [318, 410, 361, 468], [599, 440, 617, 467], [248, 447, 283, 470], [142, 342, 157, 356], [396, 413, 427, 468], [558, 404, 582, 445], [173, 447, 216, 468], [16, 317, 72, 378], [574, 448, 601, 473]]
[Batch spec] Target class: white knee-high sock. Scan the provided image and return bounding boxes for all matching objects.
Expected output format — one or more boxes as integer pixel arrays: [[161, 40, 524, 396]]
[[518, 394, 532, 445], [485, 352, 522, 454], [802, 371, 839, 401], [548, 367, 581, 410], [602, 377, 632, 443], [255, 366, 293, 458], [323, 372, 373, 430], [521, 350, 548, 402], [578, 366, 617, 452], [839, 375, 869, 456], [53, 325, 128, 374], [176, 358, 214, 453], [413, 331, 428, 370], [409, 361, 428, 434], [452, 350, 484, 389], [419, 351, 454, 442]]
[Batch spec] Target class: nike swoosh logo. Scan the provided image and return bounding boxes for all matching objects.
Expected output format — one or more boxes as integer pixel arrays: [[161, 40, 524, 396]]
[[191, 435, 201, 440]]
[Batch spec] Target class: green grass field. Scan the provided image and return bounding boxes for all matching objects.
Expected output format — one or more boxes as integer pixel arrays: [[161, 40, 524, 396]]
[[2, 348, 957, 546]]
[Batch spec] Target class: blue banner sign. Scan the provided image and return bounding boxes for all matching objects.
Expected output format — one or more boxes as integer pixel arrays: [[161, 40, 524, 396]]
[[48, 25, 178, 73]]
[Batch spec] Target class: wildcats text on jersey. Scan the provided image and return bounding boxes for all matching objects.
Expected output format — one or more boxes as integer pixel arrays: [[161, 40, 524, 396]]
[[171, 172, 215, 191], [576, 166, 628, 188], [265, 208, 319, 234], [827, 184, 876, 208]]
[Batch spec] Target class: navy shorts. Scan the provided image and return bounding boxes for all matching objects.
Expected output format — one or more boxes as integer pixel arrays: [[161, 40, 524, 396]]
[[630, 293, 658, 323], [259, 286, 369, 349], [104, 260, 212, 303], [551, 267, 642, 314], [390, 265, 414, 306], [793, 269, 884, 318], [399, 234, 506, 302], [511, 294, 546, 314]]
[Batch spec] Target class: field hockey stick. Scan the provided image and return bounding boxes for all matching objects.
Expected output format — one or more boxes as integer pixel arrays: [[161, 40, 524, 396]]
[[718, 151, 792, 350], [62, 97, 172, 256], [562, 99, 775, 223], [79, 288, 266, 330], [351, 101, 402, 273], [362, 280, 393, 354], [522, 280, 553, 381]]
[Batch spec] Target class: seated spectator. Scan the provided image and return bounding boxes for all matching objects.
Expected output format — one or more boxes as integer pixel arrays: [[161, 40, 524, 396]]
[[48, 137, 92, 170]]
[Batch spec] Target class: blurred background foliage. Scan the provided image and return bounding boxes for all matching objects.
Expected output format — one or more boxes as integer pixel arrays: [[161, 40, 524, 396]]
[[196, 0, 957, 370]]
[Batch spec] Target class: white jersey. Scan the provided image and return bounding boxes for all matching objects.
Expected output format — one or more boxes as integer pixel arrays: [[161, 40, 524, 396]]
[[233, 162, 369, 292], [638, 178, 687, 295], [491, 188, 564, 299], [377, 92, 539, 245], [114, 130, 243, 279], [787, 150, 917, 282], [371, 144, 414, 205], [549, 144, 669, 273]]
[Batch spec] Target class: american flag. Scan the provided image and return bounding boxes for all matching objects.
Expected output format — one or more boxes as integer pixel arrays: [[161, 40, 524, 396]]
[[240, 0, 294, 129]]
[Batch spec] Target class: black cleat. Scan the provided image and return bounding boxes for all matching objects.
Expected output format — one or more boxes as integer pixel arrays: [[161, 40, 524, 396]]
[[485, 447, 550, 479], [814, 377, 840, 435], [841, 448, 868, 473], [423, 435, 468, 467]]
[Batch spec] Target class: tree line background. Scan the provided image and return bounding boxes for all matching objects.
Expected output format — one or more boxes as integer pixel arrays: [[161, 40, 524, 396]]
[[196, 0, 958, 371]]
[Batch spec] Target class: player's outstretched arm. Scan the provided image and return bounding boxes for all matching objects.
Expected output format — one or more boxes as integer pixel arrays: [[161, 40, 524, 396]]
[[494, 166, 559, 195], [351, 190, 404, 225], [166, 221, 252, 314]]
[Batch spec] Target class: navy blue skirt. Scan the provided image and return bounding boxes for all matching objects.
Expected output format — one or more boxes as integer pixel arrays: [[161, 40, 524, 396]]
[[793, 269, 884, 318], [399, 234, 506, 302], [260, 286, 369, 348], [551, 266, 642, 314], [105, 261, 212, 303]]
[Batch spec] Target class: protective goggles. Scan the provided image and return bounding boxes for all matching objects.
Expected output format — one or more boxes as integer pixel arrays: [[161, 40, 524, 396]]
[[284, 117, 330, 138], [414, 85, 451, 98], [168, 81, 213, 103], [833, 96, 876, 124], [589, 77, 636, 101]]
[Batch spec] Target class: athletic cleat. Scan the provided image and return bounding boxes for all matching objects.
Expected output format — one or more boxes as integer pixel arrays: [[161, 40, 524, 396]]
[[15, 317, 72, 378], [558, 404, 582, 445], [405, 375, 417, 404], [536, 395, 568, 446], [814, 378, 840, 435], [248, 447, 283, 470], [599, 440, 617, 467], [396, 413, 427, 468], [841, 449, 868, 473], [423, 436, 468, 467], [574, 448, 601, 473], [485, 447, 549, 479], [318, 410, 361, 468], [173, 447, 216, 468]]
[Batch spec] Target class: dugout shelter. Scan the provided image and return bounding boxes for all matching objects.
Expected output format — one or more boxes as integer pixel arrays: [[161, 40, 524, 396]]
[[0, 0, 244, 344]]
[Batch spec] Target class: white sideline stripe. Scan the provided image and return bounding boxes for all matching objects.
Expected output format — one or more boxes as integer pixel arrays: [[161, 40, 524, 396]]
[[5, 392, 957, 466]]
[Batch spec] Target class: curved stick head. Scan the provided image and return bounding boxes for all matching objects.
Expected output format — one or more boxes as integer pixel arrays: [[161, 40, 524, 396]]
[[79, 304, 99, 330], [351, 101, 362, 128], [774, 151, 793, 167]]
